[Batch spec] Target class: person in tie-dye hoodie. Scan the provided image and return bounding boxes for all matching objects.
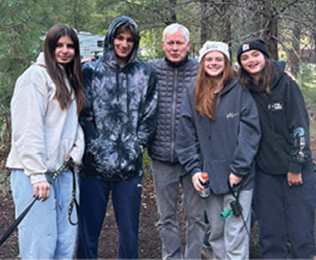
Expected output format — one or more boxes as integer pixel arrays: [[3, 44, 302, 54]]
[[76, 16, 159, 259]]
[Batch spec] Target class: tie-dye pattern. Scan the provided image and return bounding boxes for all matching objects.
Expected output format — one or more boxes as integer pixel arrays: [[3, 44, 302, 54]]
[[79, 16, 158, 181]]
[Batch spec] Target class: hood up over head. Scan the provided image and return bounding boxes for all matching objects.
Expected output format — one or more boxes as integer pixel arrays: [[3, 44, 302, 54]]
[[102, 16, 140, 69]]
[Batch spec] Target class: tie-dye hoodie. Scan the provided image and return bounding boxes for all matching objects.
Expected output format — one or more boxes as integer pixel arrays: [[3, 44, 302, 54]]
[[79, 16, 158, 181]]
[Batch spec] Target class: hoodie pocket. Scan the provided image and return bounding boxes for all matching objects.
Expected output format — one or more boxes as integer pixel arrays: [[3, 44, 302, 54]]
[[86, 133, 142, 178], [204, 159, 231, 195]]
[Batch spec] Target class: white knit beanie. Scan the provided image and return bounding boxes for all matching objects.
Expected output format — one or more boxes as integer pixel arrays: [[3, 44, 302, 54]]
[[198, 41, 230, 63]]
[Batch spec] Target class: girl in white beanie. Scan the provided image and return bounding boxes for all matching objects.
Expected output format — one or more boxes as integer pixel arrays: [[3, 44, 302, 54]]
[[175, 41, 261, 259]]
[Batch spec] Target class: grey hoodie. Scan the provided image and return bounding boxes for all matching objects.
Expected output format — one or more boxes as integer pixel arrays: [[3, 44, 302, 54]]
[[79, 16, 159, 181], [175, 77, 261, 194], [6, 53, 84, 184]]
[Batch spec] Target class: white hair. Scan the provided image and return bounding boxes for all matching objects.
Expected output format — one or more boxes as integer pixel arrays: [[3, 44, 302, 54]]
[[162, 23, 190, 43]]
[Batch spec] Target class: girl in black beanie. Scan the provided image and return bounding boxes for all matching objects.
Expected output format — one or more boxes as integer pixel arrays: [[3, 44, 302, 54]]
[[237, 39, 316, 259]]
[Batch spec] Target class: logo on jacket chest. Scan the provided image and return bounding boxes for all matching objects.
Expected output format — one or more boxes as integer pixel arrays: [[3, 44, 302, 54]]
[[226, 112, 238, 119], [268, 101, 283, 111]]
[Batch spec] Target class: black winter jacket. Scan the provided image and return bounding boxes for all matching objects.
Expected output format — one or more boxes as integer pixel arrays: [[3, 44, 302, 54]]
[[147, 55, 199, 163], [249, 61, 314, 175], [79, 16, 159, 181]]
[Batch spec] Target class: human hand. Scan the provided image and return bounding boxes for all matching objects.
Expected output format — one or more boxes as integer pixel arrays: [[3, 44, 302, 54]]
[[229, 173, 242, 187], [66, 155, 75, 164], [287, 172, 303, 186], [32, 180, 50, 201], [192, 172, 204, 193], [81, 57, 96, 65], [284, 71, 296, 82]]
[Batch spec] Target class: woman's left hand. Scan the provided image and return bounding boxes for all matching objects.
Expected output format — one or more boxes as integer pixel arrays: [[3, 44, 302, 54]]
[[66, 155, 75, 164], [287, 172, 303, 186], [229, 173, 242, 187]]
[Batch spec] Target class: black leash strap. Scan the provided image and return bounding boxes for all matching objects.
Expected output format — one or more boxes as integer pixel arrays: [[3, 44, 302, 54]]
[[0, 195, 38, 247], [0, 159, 73, 247], [67, 161, 79, 226], [227, 179, 250, 237]]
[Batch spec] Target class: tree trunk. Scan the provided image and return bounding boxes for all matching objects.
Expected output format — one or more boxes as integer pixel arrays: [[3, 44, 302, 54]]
[[288, 22, 301, 76], [262, 3, 278, 60], [220, 0, 232, 46], [166, 0, 177, 24], [311, 0, 316, 64], [200, 0, 208, 45]]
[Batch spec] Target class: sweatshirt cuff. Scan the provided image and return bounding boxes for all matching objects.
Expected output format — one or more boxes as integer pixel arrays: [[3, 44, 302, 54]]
[[190, 168, 202, 177], [69, 148, 82, 165], [288, 162, 302, 174], [30, 173, 47, 185], [231, 171, 246, 178]]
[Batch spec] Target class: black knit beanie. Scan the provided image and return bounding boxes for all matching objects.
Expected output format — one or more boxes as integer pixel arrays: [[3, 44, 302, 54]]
[[236, 39, 269, 65]]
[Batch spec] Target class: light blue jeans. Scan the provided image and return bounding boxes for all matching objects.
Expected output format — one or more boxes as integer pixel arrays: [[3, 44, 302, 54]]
[[10, 169, 78, 260], [151, 159, 205, 259]]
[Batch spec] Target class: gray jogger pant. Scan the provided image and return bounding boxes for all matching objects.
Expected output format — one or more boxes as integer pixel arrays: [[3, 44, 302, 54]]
[[151, 159, 205, 259], [204, 189, 253, 260]]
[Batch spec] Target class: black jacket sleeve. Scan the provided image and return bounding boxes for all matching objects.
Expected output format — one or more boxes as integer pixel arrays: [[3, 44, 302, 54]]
[[285, 77, 312, 173], [137, 69, 159, 148]]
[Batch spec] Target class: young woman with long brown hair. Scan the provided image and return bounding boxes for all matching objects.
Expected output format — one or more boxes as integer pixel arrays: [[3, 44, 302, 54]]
[[6, 24, 85, 259], [237, 38, 316, 259], [176, 41, 261, 259]]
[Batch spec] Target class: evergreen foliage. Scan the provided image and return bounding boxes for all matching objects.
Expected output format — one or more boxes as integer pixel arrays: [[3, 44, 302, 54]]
[[1, 0, 316, 152]]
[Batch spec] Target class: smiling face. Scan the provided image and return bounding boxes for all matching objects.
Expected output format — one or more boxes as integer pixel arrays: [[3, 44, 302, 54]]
[[203, 51, 225, 80], [240, 49, 266, 77], [55, 36, 75, 65], [114, 30, 135, 67], [162, 30, 191, 64]]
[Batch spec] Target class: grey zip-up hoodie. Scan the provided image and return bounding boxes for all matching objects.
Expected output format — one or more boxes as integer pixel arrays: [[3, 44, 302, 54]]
[[79, 16, 159, 181], [175, 77, 261, 194]]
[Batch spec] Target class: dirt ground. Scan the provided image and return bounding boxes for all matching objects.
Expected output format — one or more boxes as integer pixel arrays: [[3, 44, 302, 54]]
[[0, 163, 261, 259], [1, 131, 316, 259], [0, 179, 262, 259]]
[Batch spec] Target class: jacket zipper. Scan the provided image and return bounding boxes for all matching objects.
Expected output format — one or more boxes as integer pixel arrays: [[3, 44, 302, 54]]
[[170, 68, 178, 161], [116, 70, 122, 168]]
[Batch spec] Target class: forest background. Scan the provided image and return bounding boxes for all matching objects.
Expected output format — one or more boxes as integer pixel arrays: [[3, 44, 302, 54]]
[[1, 0, 316, 127], [2, 0, 316, 220], [1, 0, 316, 258], [1, 0, 316, 212], [1, 0, 316, 125]]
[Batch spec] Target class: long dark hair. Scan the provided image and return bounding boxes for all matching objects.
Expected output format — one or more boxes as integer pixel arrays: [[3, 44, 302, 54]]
[[237, 56, 274, 94], [194, 55, 234, 120], [44, 24, 85, 113]]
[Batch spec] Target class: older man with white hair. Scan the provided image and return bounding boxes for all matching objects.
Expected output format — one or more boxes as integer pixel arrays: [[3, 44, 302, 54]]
[[148, 23, 205, 259]]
